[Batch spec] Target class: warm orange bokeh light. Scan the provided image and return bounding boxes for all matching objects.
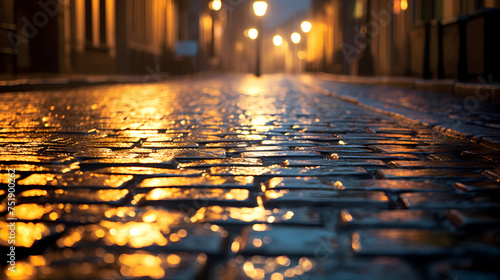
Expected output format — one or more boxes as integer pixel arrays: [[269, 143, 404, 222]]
[[253, 1, 268, 16], [301, 21, 312, 33], [248, 28, 259, 40], [210, 0, 221, 11], [401, 0, 408, 10]]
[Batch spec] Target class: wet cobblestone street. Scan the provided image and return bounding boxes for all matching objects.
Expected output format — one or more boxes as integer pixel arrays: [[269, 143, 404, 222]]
[[1, 74, 500, 279]]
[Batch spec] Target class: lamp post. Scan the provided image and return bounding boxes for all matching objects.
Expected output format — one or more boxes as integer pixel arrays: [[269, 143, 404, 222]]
[[273, 35, 283, 72], [300, 21, 311, 71], [253, 1, 267, 77], [291, 32, 301, 73]]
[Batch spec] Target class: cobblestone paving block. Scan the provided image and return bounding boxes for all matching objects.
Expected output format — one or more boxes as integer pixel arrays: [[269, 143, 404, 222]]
[[137, 188, 255, 208], [264, 189, 391, 208], [339, 209, 445, 229], [12, 188, 129, 206], [80, 157, 179, 169], [335, 179, 453, 193], [191, 206, 322, 226], [423, 145, 499, 154], [399, 192, 500, 210], [284, 161, 385, 173], [0, 137, 39, 144], [453, 181, 500, 193], [179, 158, 264, 168], [482, 169, 500, 181], [121, 147, 157, 154], [0, 155, 74, 164], [9, 204, 192, 226], [173, 135, 265, 144], [138, 175, 255, 190], [370, 145, 428, 154], [446, 209, 500, 232], [205, 142, 250, 148], [145, 135, 180, 142], [151, 148, 227, 160], [142, 142, 200, 149], [227, 146, 290, 154], [366, 126, 417, 134], [389, 160, 497, 169], [351, 229, 461, 256], [295, 145, 373, 153], [11, 204, 133, 224], [428, 153, 458, 161], [84, 142, 136, 149], [88, 137, 142, 143], [265, 177, 333, 190], [73, 148, 141, 160], [0, 163, 78, 174], [375, 169, 487, 180], [260, 140, 331, 147], [0, 146, 44, 155], [18, 173, 134, 189], [238, 150, 323, 159], [210, 166, 370, 177], [331, 139, 423, 145], [482, 154, 500, 163], [235, 224, 339, 256], [328, 153, 421, 160], [92, 166, 203, 177]]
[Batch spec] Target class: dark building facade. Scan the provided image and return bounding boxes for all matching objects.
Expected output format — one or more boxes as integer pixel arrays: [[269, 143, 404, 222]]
[[309, 0, 500, 82], [0, 0, 225, 76]]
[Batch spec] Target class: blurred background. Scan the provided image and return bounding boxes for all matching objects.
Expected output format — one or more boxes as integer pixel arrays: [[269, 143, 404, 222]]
[[0, 0, 499, 82]]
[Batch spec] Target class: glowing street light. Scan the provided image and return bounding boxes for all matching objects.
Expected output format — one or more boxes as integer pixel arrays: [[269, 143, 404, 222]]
[[273, 35, 283, 46], [248, 28, 259, 40], [291, 32, 301, 44], [301, 21, 312, 33], [253, 1, 268, 16], [252, 1, 267, 77], [210, 0, 221, 11], [401, 0, 408, 10]]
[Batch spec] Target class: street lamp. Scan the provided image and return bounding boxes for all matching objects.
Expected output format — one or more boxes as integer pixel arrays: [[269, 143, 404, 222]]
[[248, 28, 258, 40], [209, 0, 222, 11], [401, 0, 408, 10], [301, 21, 312, 33], [253, 1, 267, 77], [291, 32, 301, 73], [253, 1, 268, 16], [273, 35, 283, 46]]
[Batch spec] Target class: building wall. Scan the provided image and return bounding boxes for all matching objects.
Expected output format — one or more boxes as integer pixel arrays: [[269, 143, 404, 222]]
[[310, 0, 500, 80], [1, 0, 216, 76], [68, 0, 116, 73], [0, 0, 16, 73]]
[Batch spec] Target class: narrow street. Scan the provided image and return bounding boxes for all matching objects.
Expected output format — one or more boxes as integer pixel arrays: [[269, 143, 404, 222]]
[[1, 74, 499, 279]]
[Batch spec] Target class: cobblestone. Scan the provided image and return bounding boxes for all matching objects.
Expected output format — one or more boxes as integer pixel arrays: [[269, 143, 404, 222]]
[[1, 74, 499, 279]]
